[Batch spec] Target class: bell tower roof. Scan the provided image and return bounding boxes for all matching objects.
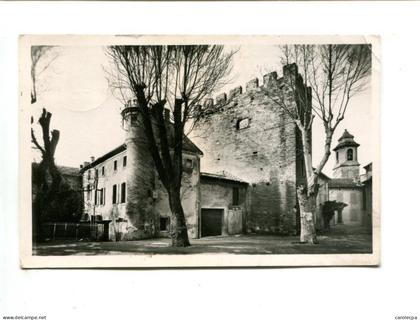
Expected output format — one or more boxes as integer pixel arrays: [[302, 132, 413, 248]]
[[333, 129, 360, 151]]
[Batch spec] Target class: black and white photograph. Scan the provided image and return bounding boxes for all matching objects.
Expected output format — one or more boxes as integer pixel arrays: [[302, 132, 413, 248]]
[[19, 35, 380, 267]]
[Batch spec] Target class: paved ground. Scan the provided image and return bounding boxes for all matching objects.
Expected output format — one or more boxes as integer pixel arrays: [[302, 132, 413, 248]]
[[33, 225, 372, 255]]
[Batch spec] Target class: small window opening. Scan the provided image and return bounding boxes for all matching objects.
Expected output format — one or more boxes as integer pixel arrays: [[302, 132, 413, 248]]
[[123, 156, 127, 167], [101, 166, 105, 176], [347, 149, 354, 161], [185, 159, 193, 168], [114, 160, 118, 171], [112, 184, 117, 204], [336, 152, 339, 163], [121, 183, 126, 203], [236, 118, 250, 130], [160, 217, 170, 231]]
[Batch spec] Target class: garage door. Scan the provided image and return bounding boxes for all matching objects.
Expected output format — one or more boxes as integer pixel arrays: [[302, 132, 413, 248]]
[[201, 209, 223, 237]]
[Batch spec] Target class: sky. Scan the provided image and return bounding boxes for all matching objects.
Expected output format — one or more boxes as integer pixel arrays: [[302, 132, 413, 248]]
[[31, 45, 373, 177]]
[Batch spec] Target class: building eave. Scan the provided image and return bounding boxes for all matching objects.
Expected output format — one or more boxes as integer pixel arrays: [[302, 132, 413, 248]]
[[80, 144, 127, 173]]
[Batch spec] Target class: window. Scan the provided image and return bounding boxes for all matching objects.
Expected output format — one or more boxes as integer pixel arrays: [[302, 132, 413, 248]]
[[347, 149, 354, 161], [99, 188, 105, 205], [114, 160, 118, 171], [336, 152, 339, 163], [112, 184, 117, 204], [94, 189, 98, 205], [95, 169, 98, 178], [123, 156, 127, 167], [236, 118, 250, 130], [185, 159, 193, 168], [232, 187, 239, 206], [160, 217, 170, 231], [87, 170, 91, 180], [101, 166, 105, 176], [87, 187, 91, 201], [121, 183, 126, 203]]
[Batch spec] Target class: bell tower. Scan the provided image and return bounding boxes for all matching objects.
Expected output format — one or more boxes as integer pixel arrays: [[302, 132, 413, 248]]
[[333, 129, 360, 179]]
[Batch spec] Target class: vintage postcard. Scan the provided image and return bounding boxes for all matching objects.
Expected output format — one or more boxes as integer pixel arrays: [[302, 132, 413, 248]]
[[19, 35, 380, 268]]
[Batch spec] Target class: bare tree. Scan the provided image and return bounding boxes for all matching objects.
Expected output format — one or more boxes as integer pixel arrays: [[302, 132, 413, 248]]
[[31, 46, 59, 104], [106, 45, 235, 246], [265, 44, 371, 243], [30, 46, 63, 240]]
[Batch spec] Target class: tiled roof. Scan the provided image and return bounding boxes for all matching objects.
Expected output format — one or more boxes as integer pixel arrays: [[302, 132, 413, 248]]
[[338, 129, 354, 141], [200, 171, 248, 185], [333, 140, 360, 151], [80, 144, 127, 172], [58, 166, 81, 177], [333, 129, 360, 151], [328, 178, 362, 188], [80, 128, 203, 172]]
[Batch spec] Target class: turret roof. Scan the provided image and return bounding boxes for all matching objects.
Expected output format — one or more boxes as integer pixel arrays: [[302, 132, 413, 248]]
[[338, 129, 354, 141], [333, 129, 360, 151]]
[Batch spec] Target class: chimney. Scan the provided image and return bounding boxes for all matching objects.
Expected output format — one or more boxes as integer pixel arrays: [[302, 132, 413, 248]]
[[83, 161, 89, 167], [90, 156, 95, 163], [79, 164, 83, 169]]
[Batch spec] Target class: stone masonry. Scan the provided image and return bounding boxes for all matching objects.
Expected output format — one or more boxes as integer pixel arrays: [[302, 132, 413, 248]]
[[192, 63, 309, 235]]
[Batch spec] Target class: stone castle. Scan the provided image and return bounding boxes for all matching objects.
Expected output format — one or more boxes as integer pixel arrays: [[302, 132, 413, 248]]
[[79, 63, 372, 240]]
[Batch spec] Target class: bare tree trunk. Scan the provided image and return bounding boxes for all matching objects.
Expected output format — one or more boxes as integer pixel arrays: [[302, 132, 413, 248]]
[[297, 186, 318, 244], [168, 185, 190, 247]]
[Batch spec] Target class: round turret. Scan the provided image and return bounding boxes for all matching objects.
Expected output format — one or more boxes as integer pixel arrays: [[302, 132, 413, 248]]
[[122, 99, 158, 240]]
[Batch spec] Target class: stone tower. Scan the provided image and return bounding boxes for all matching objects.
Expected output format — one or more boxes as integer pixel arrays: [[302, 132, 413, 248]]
[[193, 63, 309, 235], [333, 129, 360, 179], [121, 100, 157, 239]]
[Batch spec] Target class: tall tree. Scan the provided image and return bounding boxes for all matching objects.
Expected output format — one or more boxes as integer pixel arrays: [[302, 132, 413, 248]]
[[30, 46, 62, 240], [265, 44, 371, 243], [106, 45, 234, 246]]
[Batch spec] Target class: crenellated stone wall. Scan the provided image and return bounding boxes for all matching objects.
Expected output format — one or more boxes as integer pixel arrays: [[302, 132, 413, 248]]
[[192, 63, 310, 235]]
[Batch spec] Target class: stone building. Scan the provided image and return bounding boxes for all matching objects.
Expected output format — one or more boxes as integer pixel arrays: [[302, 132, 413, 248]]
[[80, 64, 373, 241], [80, 107, 203, 240], [192, 63, 309, 235], [79, 63, 314, 239], [314, 130, 373, 228], [200, 171, 248, 237], [328, 130, 365, 225], [360, 162, 373, 227], [80, 103, 248, 240]]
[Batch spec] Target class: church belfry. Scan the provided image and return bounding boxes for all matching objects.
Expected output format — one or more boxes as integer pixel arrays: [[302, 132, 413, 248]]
[[333, 129, 360, 179]]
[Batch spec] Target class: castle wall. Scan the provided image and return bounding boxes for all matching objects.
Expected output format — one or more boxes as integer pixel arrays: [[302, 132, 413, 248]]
[[192, 65, 307, 234]]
